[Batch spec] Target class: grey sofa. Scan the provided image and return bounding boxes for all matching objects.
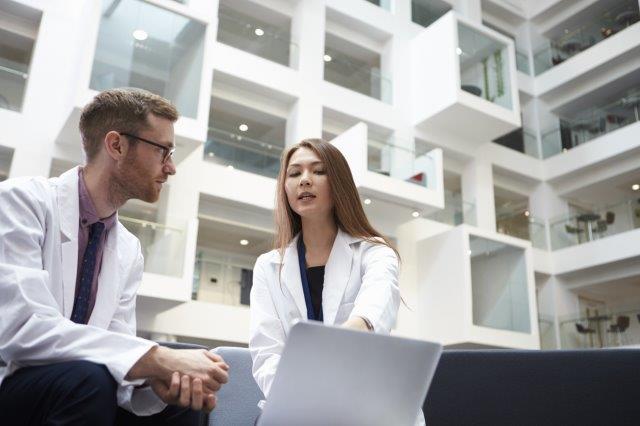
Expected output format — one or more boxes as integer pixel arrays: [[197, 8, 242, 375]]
[[206, 347, 640, 426]]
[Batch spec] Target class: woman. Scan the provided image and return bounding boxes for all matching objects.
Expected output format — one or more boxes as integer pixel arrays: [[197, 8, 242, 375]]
[[249, 138, 425, 424]]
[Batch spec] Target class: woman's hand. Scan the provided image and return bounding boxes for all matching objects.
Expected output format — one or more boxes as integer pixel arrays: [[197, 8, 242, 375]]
[[342, 316, 373, 331]]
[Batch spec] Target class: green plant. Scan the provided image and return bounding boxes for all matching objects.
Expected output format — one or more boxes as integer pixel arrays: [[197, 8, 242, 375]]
[[482, 58, 490, 101], [494, 49, 505, 98]]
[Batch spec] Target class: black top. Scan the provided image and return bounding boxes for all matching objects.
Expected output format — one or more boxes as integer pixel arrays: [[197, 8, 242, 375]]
[[306, 265, 325, 320]]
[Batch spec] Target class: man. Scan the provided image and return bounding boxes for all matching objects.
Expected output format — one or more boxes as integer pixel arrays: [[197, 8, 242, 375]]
[[0, 88, 228, 425]]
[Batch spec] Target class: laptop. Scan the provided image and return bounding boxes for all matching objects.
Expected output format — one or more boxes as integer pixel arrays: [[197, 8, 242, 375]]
[[258, 321, 442, 426]]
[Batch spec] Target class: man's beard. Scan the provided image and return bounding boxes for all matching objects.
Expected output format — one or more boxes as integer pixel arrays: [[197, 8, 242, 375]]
[[110, 152, 158, 205]]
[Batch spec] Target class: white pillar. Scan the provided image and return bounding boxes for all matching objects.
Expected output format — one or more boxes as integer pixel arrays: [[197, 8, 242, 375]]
[[455, 0, 482, 24], [286, 98, 323, 145], [461, 157, 496, 231], [551, 276, 581, 349], [8, 145, 53, 178], [529, 182, 569, 250], [286, 0, 324, 145]]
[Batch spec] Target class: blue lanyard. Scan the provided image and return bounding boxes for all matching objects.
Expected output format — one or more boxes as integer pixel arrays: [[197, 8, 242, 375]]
[[297, 236, 322, 321]]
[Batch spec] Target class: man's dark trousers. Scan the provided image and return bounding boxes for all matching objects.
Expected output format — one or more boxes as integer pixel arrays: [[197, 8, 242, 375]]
[[0, 360, 205, 425]]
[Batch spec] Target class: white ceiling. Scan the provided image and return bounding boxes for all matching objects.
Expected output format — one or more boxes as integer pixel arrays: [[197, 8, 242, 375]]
[[555, 68, 640, 118], [564, 166, 640, 206], [210, 96, 287, 145], [197, 216, 273, 257]]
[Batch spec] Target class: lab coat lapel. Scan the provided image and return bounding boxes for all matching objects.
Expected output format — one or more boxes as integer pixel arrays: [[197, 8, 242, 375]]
[[322, 230, 356, 325], [56, 167, 80, 318], [280, 235, 308, 319], [89, 224, 120, 327]]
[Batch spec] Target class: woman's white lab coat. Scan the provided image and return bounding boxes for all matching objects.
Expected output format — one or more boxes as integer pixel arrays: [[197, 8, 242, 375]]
[[250, 228, 412, 403]]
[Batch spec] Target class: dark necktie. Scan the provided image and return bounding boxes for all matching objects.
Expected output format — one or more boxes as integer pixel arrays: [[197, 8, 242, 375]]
[[71, 222, 105, 324]]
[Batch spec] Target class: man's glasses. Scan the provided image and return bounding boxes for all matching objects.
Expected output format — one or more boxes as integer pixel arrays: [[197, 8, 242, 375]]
[[119, 132, 175, 164]]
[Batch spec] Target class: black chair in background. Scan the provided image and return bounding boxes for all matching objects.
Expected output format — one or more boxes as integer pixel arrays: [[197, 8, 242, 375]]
[[595, 211, 616, 235], [565, 223, 584, 244], [575, 322, 596, 347], [608, 315, 630, 333], [607, 315, 631, 346]]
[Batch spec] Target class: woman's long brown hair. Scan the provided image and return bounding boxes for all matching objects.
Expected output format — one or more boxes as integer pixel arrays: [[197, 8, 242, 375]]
[[274, 138, 400, 262]]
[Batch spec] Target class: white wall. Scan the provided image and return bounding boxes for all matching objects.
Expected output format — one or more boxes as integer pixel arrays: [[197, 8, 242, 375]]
[[2, 0, 640, 348]]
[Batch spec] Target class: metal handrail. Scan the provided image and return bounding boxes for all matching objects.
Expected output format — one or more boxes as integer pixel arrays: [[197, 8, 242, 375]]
[[119, 215, 183, 233], [217, 11, 295, 46], [0, 64, 28, 79], [548, 199, 637, 225], [206, 127, 284, 159]]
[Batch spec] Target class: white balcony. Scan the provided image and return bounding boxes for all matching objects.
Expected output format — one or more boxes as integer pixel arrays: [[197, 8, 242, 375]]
[[55, 0, 212, 165], [331, 122, 444, 213], [416, 225, 539, 349], [411, 11, 520, 141]]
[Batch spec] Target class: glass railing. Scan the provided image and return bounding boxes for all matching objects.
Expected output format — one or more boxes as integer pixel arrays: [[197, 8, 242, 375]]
[[515, 50, 531, 75], [540, 127, 563, 159], [523, 128, 540, 158], [120, 216, 186, 277], [324, 50, 391, 103], [204, 127, 283, 178], [532, 0, 639, 75], [0, 22, 36, 113], [540, 88, 640, 158], [90, 0, 205, 118], [0, 62, 29, 112], [538, 314, 558, 350], [367, 140, 436, 189], [458, 22, 513, 110], [549, 199, 640, 250], [424, 191, 476, 226], [470, 235, 531, 333], [192, 255, 252, 306], [216, 10, 295, 67], [496, 210, 548, 250], [559, 306, 640, 349]]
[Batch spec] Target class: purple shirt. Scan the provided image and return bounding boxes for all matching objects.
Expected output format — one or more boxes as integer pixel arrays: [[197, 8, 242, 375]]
[[75, 168, 117, 320]]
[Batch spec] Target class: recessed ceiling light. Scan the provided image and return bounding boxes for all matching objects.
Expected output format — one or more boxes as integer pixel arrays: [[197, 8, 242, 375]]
[[323, 54, 332, 62], [239, 124, 248, 132], [227, 165, 234, 170], [132, 29, 148, 41], [364, 198, 371, 205], [456, 47, 462, 55], [254, 28, 264, 36], [632, 184, 640, 191], [240, 239, 249, 246], [412, 211, 420, 218], [524, 210, 530, 217], [207, 152, 214, 157]]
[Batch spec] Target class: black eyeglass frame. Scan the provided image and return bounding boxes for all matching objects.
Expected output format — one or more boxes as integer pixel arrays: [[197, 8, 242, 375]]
[[119, 132, 176, 164]]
